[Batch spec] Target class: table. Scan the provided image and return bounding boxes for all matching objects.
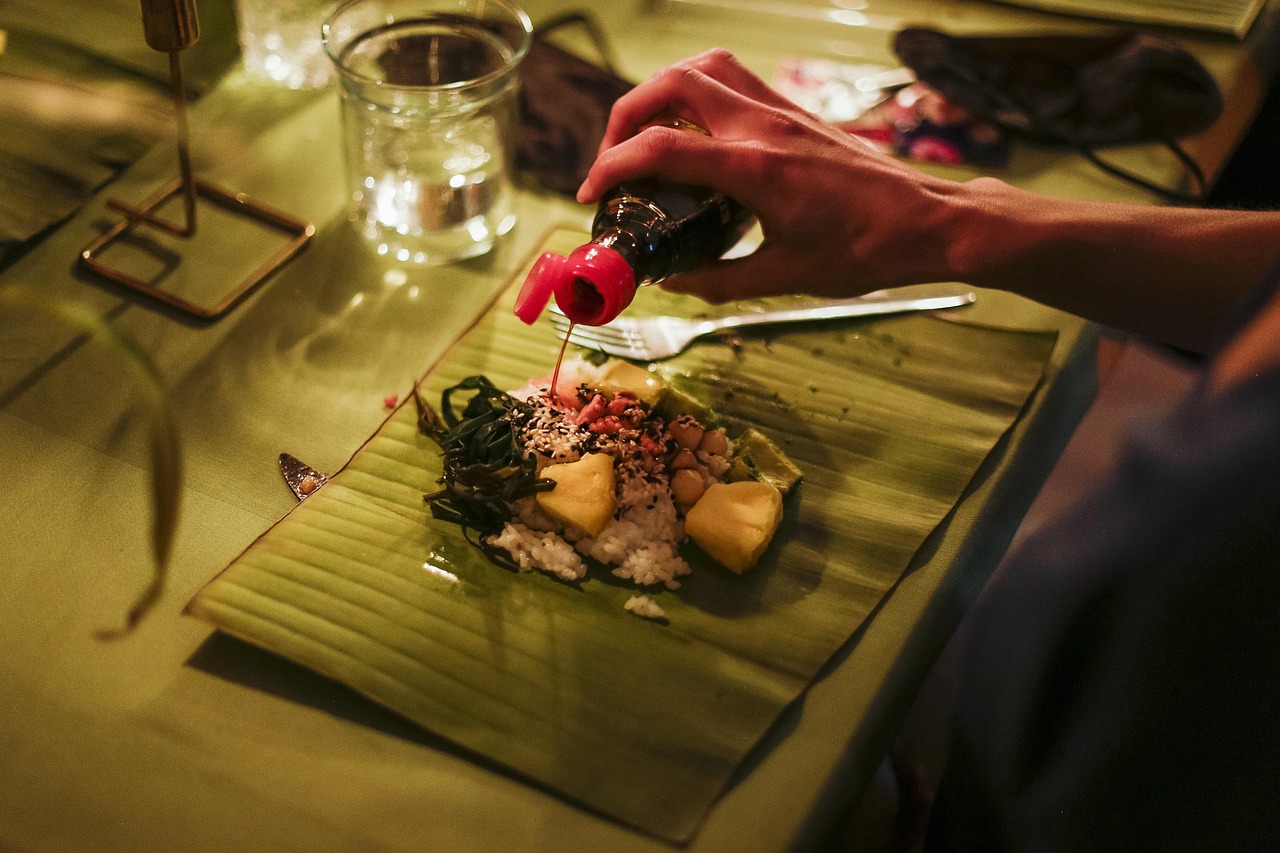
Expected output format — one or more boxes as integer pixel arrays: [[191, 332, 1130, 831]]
[[1, 1, 1275, 850]]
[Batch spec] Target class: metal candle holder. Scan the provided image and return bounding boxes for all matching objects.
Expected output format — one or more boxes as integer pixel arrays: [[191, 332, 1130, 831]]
[[78, 0, 314, 320]]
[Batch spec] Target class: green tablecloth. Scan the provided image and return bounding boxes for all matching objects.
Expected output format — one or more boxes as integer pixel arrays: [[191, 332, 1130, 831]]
[[1, 0, 1276, 849]]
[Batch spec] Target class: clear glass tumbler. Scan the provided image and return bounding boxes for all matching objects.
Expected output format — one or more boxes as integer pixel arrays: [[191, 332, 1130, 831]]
[[236, 0, 338, 89], [323, 0, 533, 265]]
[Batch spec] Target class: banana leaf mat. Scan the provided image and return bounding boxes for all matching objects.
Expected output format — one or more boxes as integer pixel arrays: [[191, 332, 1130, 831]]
[[189, 228, 1057, 843]]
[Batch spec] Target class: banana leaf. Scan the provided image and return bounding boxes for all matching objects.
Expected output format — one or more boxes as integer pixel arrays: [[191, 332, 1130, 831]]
[[188, 229, 1057, 842]]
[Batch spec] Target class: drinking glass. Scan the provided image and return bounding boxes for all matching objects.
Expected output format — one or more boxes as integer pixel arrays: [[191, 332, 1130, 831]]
[[236, 0, 338, 89], [323, 0, 533, 264]]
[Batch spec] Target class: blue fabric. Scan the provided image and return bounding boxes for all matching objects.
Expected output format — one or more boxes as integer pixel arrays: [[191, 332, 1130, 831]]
[[929, 272, 1280, 850]]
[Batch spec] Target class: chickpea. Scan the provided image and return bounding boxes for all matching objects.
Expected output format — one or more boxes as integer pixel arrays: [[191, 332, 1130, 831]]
[[697, 428, 729, 456], [669, 448, 698, 470], [670, 468, 707, 508], [669, 416, 705, 451]]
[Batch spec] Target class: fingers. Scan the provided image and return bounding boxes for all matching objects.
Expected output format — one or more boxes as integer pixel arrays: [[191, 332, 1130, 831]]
[[678, 49, 789, 106], [578, 121, 764, 206], [596, 50, 792, 155], [581, 50, 830, 204]]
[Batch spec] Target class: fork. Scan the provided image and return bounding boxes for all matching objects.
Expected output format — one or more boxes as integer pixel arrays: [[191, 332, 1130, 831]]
[[547, 290, 976, 361]]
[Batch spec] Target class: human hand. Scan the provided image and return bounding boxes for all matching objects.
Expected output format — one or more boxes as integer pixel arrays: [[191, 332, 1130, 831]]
[[576, 49, 970, 303]]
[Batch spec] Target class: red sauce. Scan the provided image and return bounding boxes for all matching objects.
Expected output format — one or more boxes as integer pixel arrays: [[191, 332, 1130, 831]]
[[549, 321, 573, 405]]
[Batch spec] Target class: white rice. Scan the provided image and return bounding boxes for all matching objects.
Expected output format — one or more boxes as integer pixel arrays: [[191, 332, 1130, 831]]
[[574, 476, 690, 589], [623, 594, 668, 621], [487, 522, 588, 582], [493, 471, 691, 590], [484, 363, 728, 605]]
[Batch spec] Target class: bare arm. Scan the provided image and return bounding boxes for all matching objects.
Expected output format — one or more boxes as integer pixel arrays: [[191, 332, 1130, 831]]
[[947, 180, 1280, 352], [578, 50, 1280, 354]]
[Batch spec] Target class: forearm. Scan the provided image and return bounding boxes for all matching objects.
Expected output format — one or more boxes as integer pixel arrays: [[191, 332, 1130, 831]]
[[577, 49, 1280, 349], [946, 178, 1280, 353]]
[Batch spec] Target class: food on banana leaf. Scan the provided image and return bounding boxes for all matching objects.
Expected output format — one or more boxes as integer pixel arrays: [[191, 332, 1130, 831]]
[[414, 359, 802, 603]]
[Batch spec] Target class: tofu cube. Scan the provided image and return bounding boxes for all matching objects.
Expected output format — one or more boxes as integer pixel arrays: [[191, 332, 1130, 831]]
[[684, 481, 783, 573], [597, 361, 664, 405], [536, 453, 617, 536]]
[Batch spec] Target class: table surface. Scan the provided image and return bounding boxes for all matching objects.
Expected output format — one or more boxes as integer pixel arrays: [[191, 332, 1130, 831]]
[[1, 1, 1275, 850]]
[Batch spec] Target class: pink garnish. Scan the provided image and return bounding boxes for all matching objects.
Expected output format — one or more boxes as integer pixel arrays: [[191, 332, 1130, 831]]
[[575, 394, 607, 425], [383, 394, 399, 409], [588, 416, 622, 435]]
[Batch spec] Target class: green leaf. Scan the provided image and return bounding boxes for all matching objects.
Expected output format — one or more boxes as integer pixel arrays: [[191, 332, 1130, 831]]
[[188, 232, 1055, 842], [0, 285, 181, 637]]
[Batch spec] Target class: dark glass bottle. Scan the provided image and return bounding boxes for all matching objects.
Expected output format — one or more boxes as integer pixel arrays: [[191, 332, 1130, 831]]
[[515, 126, 754, 326]]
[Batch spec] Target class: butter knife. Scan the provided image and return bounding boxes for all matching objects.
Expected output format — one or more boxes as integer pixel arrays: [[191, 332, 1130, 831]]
[[279, 452, 328, 501]]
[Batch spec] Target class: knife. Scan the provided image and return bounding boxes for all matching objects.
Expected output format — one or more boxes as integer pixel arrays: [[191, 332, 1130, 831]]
[[279, 452, 328, 501]]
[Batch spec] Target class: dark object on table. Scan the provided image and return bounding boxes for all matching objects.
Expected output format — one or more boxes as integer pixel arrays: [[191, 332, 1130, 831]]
[[517, 13, 634, 196], [894, 28, 1222, 202], [1208, 75, 1280, 209]]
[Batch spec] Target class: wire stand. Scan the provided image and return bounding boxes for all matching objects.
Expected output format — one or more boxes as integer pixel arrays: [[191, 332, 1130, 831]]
[[78, 3, 314, 320]]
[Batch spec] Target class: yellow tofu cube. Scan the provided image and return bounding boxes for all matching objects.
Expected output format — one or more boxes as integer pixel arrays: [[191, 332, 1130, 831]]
[[597, 360, 664, 405], [536, 453, 617, 536], [685, 481, 783, 573]]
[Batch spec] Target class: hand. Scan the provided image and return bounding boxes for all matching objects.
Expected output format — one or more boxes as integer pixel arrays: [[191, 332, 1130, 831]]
[[576, 49, 968, 303], [584, 51, 1280, 352]]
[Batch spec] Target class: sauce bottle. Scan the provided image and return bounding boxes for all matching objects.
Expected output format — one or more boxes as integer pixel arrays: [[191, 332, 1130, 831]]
[[514, 120, 755, 326]]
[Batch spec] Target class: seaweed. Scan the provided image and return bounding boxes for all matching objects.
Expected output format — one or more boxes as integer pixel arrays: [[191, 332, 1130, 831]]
[[414, 376, 552, 536]]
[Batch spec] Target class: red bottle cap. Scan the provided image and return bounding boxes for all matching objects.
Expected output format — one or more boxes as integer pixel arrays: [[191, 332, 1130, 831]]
[[556, 244, 636, 325], [514, 251, 566, 324], [512, 244, 636, 326]]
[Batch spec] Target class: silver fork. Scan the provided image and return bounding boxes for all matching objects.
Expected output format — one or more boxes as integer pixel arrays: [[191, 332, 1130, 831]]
[[547, 290, 975, 361]]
